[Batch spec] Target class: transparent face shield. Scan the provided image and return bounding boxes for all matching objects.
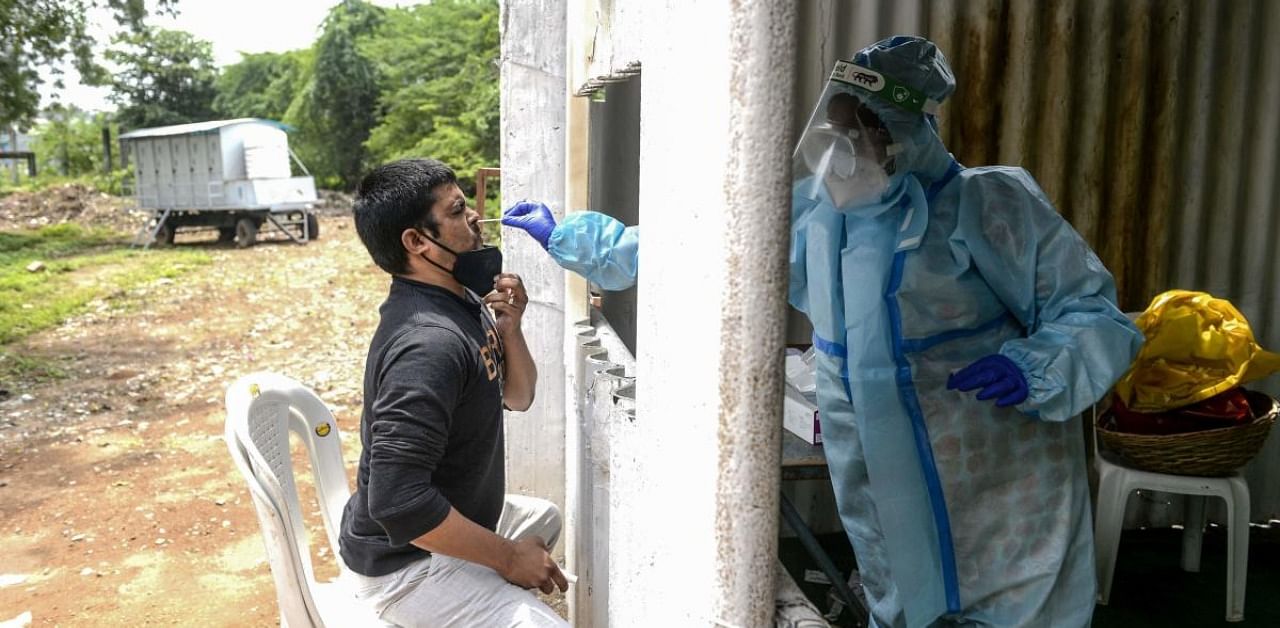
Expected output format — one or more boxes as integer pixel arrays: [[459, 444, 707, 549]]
[[793, 62, 938, 209], [793, 84, 900, 208]]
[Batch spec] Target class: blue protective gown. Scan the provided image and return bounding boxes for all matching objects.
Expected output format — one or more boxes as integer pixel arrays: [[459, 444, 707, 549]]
[[790, 128, 1143, 625], [546, 211, 639, 291]]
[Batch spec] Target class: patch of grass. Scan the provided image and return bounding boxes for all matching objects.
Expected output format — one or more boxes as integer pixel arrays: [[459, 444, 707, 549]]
[[0, 224, 211, 345], [0, 351, 66, 384], [0, 222, 121, 259]]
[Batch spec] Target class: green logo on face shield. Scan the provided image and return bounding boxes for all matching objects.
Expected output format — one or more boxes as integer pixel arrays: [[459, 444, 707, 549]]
[[831, 61, 941, 116]]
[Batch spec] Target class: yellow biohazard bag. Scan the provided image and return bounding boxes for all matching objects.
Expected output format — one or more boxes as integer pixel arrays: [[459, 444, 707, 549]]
[[1114, 290, 1280, 413]]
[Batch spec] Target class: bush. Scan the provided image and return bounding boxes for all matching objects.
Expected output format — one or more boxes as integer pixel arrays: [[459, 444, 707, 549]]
[[0, 167, 134, 197]]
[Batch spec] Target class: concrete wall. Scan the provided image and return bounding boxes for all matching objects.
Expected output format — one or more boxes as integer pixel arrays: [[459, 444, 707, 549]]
[[498, 0, 569, 520], [513, 0, 798, 623], [609, 1, 797, 625], [570, 314, 636, 627]]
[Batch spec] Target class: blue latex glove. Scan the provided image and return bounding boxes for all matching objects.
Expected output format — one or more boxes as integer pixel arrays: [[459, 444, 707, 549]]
[[502, 201, 557, 249], [946, 354, 1029, 408]]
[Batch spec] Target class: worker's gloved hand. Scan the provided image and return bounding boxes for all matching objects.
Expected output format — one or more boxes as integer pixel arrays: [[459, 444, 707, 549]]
[[502, 201, 557, 249], [946, 354, 1029, 408]]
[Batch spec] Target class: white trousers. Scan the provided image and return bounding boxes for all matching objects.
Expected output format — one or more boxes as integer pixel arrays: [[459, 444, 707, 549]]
[[352, 494, 568, 628]]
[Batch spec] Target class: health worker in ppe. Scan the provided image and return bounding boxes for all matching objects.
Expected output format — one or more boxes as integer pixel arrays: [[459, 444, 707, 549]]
[[790, 36, 1143, 627], [501, 201, 638, 291]]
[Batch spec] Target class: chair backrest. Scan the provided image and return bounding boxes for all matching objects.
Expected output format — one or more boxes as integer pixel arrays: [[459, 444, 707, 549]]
[[226, 372, 354, 627], [225, 410, 319, 627]]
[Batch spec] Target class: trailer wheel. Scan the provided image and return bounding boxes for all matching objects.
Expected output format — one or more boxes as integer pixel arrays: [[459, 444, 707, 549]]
[[154, 220, 176, 247], [305, 213, 320, 241], [217, 226, 236, 243], [234, 217, 259, 248]]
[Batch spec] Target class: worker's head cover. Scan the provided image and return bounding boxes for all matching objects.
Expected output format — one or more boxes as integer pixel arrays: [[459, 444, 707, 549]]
[[1114, 290, 1280, 412], [793, 36, 955, 210], [853, 35, 956, 110]]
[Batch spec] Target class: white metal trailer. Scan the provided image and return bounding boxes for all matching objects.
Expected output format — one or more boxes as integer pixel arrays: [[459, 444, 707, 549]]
[[120, 118, 319, 248]]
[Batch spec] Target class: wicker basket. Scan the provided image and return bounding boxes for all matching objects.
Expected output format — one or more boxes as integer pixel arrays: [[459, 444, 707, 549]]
[[1096, 390, 1279, 477]]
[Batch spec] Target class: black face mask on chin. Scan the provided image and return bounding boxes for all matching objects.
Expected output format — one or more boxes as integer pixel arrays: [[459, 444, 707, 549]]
[[418, 229, 503, 297]]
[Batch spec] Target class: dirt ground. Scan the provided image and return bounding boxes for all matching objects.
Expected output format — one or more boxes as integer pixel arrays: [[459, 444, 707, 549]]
[[0, 213, 565, 625], [0, 185, 138, 233]]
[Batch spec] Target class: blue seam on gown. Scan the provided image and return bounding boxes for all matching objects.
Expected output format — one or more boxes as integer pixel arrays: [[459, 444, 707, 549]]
[[901, 312, 1018, 353], [813, 161, 965, 616], [884, 162, 964, 614], [812, 332, 855, 403], [812, 332, 848, 358]]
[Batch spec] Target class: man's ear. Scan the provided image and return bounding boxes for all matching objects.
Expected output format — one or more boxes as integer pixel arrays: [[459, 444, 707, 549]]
[[401, 227, 429, 256]]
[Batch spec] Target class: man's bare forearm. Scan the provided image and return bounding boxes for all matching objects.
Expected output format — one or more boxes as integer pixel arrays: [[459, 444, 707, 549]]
[[410, 505, 565, 592], [411, 507, 513, 573], [502, 327, 537, 411]]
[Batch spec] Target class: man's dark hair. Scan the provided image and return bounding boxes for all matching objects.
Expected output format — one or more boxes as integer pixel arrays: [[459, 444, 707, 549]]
[[353, 158, 457, 275]]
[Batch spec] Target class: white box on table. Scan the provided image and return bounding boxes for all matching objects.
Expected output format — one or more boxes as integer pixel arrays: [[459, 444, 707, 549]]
[[783, 384, 821, 445]]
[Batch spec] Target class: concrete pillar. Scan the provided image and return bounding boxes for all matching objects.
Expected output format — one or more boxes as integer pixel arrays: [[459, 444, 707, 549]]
[[498, 0, 568, 522], [612, 1, 797, 625]]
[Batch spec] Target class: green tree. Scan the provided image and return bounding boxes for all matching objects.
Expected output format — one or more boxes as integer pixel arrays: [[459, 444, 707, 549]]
[[361, 0, 498, 193], [105, 27, 218, 131], [31, 105, 117, 176], [213, 49, 312, 121], [285, 0, 384, 189], [0, 0, 176, 129]]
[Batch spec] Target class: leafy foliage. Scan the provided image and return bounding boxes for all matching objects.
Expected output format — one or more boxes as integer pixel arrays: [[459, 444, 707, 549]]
[[2, 105, 132, 195], [30, 105, 119, 176], [10, 0, 501, 194], [0, 0, 176, 129], [212, 50, 312, 122], [286, 0, 385, 189], [361, 0, 499, 194], [0, 168, 135, 197], [104, 27, 219, 131]]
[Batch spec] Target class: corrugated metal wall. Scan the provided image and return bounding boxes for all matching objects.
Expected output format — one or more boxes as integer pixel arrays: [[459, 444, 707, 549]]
[[796, 0, 1279, 328], [794, 0, 1280, 519]]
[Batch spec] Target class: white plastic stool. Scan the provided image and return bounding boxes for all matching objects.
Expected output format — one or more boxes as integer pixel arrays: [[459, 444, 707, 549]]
[[1094, 453, 1251, 622]]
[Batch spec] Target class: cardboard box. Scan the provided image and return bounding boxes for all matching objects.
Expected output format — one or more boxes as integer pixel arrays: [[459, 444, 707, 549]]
[[783, 384, 821, 445]]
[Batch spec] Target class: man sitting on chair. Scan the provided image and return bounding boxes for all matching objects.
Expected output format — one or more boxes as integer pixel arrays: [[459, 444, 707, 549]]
[[341, 158, 568, 627]]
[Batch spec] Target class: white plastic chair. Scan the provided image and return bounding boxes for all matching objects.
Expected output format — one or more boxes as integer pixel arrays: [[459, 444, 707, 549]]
[[1092, 405, 1251, 622], [225, 372, 393, 627]]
